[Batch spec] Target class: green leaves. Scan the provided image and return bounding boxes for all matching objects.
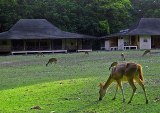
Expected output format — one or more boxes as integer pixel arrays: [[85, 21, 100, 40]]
[[1, 0, 159, 36], [0, 0, 133, 36], [99, 20, 110, 35]]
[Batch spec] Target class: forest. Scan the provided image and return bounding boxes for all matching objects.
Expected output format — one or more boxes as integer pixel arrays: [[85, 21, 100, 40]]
[[0, 0, 160, 36]]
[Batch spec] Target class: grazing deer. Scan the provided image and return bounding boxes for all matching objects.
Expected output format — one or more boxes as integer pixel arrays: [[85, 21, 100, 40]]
[[109, 61, 118, 70], [46, 58, 57, 66], [99, 62, 148, 104], [121, 53, 125, 61], [142, 50, 151, 57], [37, 52, 45, 57], [85, 51, 89, 55], [31, 106, 41, 110]]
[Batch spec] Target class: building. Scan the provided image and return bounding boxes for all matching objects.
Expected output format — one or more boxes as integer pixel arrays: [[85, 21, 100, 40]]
[[0, 19, 99, 54], [103, 18, 160, 50]]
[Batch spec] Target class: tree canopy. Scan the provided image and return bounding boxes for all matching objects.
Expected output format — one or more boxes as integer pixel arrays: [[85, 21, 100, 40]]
[[0, 0, 160, 36]]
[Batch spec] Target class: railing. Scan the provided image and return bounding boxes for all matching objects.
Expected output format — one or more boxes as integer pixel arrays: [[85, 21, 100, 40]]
[[11, 46, 63, 51], [77, 49, 92, 52], [124, 46, 137, 50], [11, 50, 67, 55], [110, 46, 118, 51], [100, 45, 137, 51], [100, 46, 118, 51]]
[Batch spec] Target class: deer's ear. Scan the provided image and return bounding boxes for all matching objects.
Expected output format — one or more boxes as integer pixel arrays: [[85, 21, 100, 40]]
[[99, 83, 103, 87]]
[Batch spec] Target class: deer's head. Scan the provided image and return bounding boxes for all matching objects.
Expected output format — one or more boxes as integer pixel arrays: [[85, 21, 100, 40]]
[[98, 83, 106, 101]]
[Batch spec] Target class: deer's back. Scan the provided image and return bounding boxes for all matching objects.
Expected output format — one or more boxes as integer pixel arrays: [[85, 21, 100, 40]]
[[49, 58, 57, 62], [111, 62, 139, 81], [111, 63, 127, 80], [145, 50, 150, 53], [111, 62, 118, 67]]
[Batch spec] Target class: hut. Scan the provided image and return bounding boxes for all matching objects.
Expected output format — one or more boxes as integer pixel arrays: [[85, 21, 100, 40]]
[[103, 18, 160, 50], [0, 19, 97, 54]]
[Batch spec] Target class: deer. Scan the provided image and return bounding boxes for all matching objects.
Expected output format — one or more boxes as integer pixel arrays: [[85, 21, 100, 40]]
[[109, 61, 118, 70], [46, 58, 57, 66], [142, 50, 151, 57], [99, 62, 148, 104], [85, 51, 89, 55], [121, 53, 125, 61], [36, 52, 45, 57]]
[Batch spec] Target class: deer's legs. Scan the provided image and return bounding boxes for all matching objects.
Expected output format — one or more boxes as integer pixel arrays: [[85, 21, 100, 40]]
[[128, 80, 136, 104], [116, 80, 125, 102], [135, 78, 148, 104], [112, 84, 119, 100]]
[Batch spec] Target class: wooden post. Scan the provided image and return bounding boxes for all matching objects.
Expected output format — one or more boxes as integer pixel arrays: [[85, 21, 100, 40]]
[[49, 40, 51, 50], [65, 39, 66, 50], [39, 40, 40, 50], [76, 39, 78, 51], [24, 40, 26, 51]]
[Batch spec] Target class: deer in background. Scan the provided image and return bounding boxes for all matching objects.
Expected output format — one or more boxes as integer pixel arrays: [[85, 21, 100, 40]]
[[109, 61, 118, 70], [36, 52, 45, 57], [46, 58, 57, 66], [99, 62, 148, 104], [121, 53, 125, 61], [142, 50, 151, 57], [85, 51, 89, 55]]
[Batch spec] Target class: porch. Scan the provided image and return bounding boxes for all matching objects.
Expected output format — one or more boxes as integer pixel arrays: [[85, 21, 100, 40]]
[[151, 36, 160, 49], [108, 45, 137, 51], [11, 50, 67, 55], [9, 39, 93, 54], [103, 36, 138, 50]]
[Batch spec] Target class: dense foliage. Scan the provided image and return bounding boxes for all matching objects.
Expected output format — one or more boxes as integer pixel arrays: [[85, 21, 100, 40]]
[[0, 0, 160, 36]]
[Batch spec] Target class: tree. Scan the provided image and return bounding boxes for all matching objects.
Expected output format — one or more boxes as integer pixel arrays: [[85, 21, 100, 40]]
[[0, 0, 135, 36]]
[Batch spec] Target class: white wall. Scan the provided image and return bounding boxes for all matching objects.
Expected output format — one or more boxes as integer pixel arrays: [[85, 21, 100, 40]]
[[104, 40, 110, 50], [118, 38, 124, 50], [139, 35, 151, 49]]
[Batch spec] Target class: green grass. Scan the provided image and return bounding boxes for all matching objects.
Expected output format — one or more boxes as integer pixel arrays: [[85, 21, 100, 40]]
[[0, 50, 160, 113]]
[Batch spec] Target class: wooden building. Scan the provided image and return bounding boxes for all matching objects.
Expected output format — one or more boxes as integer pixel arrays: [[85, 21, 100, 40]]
[[0, 19, 98, 54], [103, 18, 160, 50]]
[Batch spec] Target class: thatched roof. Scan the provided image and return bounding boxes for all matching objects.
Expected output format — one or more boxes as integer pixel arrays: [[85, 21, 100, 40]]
[[104, 31, 128, 38], [105, 18, 160, 38], [0, 19, 96, 39], [128, 18, 160, 35]]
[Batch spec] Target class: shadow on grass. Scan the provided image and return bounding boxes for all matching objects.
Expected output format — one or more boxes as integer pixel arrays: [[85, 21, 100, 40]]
[[66, 98, 150, 113], [67, 100, 100, 113]]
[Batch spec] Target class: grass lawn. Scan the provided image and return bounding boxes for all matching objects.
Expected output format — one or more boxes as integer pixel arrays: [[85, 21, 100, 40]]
[[0, 50, 160, 113]]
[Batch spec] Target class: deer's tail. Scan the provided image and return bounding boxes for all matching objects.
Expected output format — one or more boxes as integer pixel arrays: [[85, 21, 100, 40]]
[[137, 64, 144, 83]]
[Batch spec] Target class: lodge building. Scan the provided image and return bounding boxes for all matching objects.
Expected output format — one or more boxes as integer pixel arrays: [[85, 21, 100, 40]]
[[1, 18, 160, 55], [0, 19, 100, 54], [103, 18, 160, 50]]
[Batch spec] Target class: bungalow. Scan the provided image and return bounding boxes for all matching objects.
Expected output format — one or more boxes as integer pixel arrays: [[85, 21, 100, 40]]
[[103, 18, 160, 50], [0, 19, 99, 54]]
